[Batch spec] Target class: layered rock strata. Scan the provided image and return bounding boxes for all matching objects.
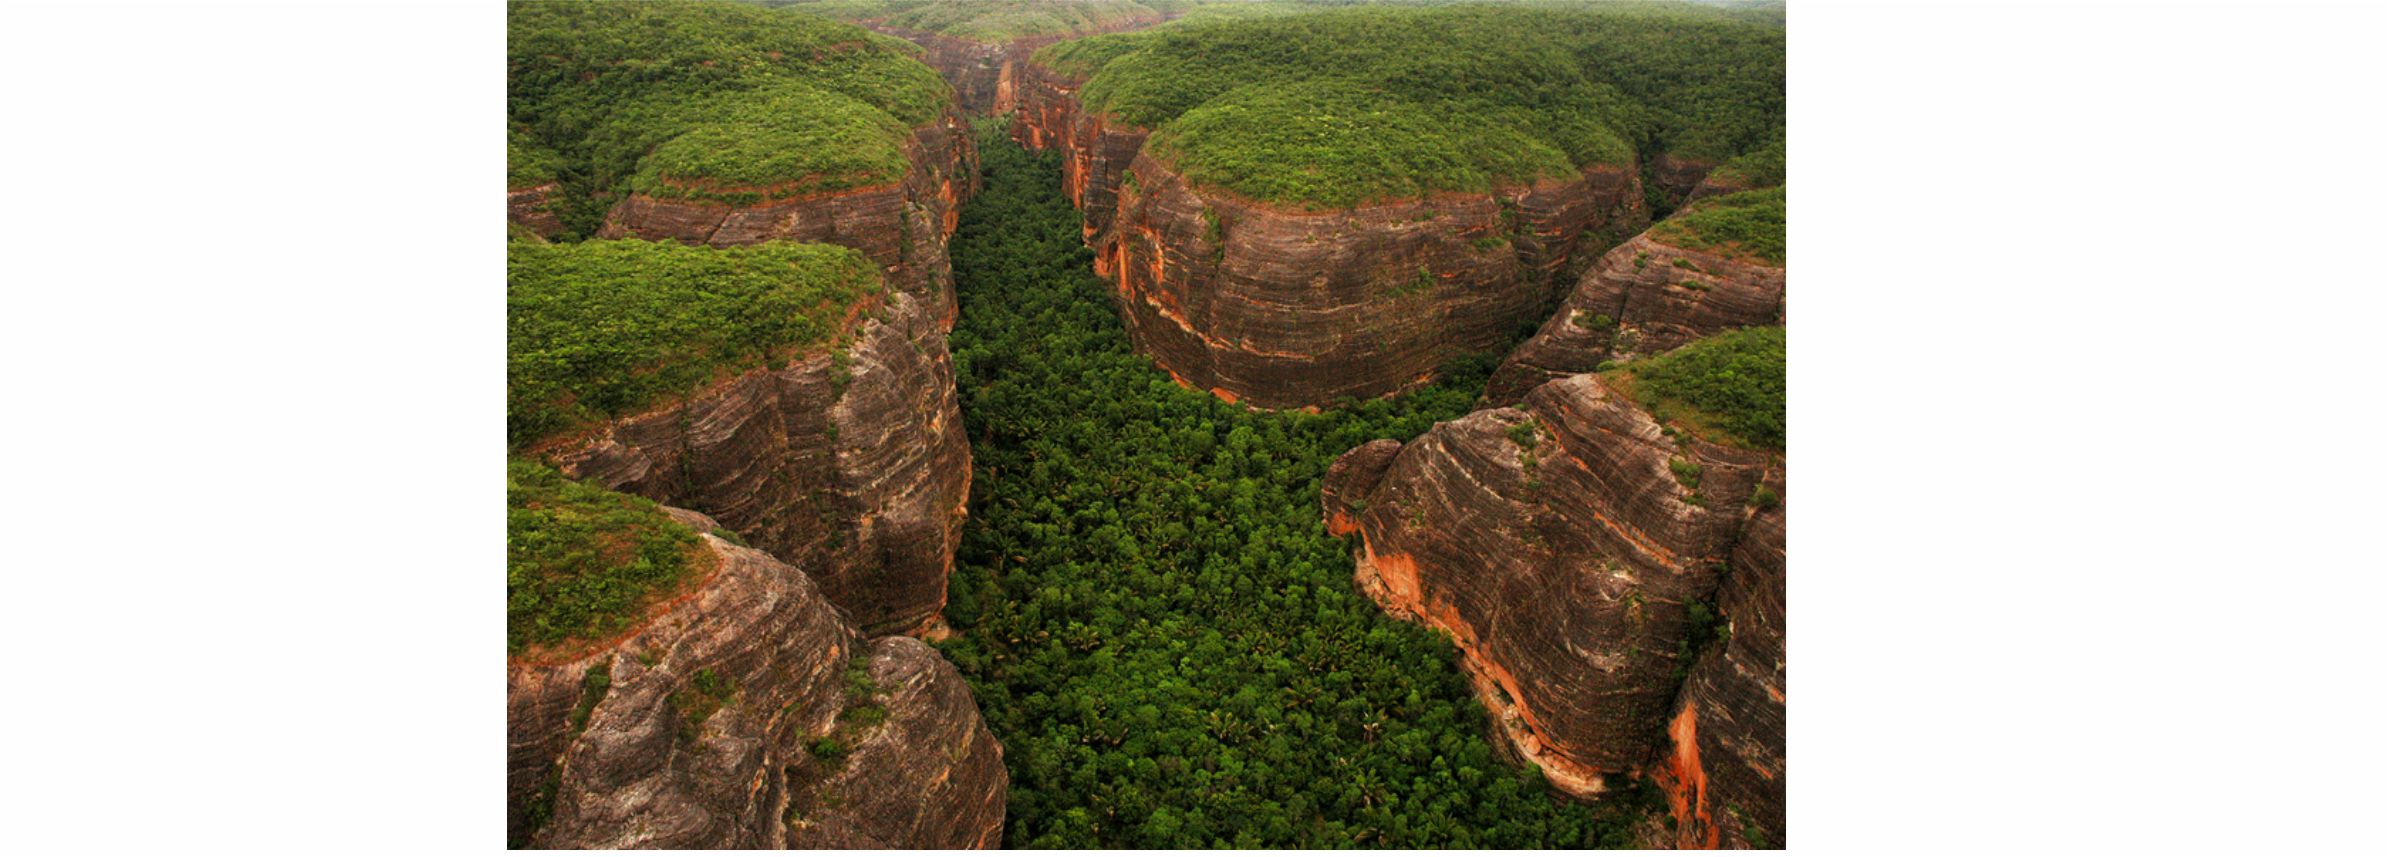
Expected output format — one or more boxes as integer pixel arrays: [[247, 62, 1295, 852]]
[[1322, 373, 1781, 810], [1013, 67, 1649, 407], [601, 105, 979, 325], [507, 507, 1006, 849], [1653, 497, 1785, 849], [538, 290, 967, 638], [1484, 232, 1785, 406]]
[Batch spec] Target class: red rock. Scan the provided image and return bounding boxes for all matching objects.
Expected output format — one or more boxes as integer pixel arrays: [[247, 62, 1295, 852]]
[[540, 291, 968, 638], [1013, 61, 1650, 408], [507, 508, 1005, 849], [1485, 231, 1785, 406], [859, 15, 1170, 117], [1323, 373, 1781, 803], [1653, 493, 1785, 849], [600, 106, 979, 327], [507, 182, 564, 238]]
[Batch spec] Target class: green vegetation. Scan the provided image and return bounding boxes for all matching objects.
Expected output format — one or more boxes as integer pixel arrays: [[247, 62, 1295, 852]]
[[671, 668, 739, 742], [1036, 3, 1780, 208], [1610, 326, 1785, 450], [937, 134, 1654, 847], [1647, 186, 1786, 266], [507, 238, 880, 449], [1703, 138, 1786, 191], [507, 458, 706, 655], [776, 0, 1167, 42], [508, 0, 951, 236]]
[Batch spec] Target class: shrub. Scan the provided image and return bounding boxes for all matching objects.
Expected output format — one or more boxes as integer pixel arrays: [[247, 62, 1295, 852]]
[[507, 458, 705, 654], [1648, 186, 1786, 266], [1612, 326, 1785, 450]]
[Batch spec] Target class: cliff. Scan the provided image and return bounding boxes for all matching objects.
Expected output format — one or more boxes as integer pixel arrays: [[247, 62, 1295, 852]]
[[1013, 64, 1648, 408], [1325, 374, 1777, 793], [536, 289, 968, 638], [507, 183, 564, 239], [862, 16, 1164, 117], [1102, 153, 1643, 407], [1653, 497, 1785, 849], [1486, 189, 1785, 406], [600, 104, 979, 325], [508, 505, 1004, 849]]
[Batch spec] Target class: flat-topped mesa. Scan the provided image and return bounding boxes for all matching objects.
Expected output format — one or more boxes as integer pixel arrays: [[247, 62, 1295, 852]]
[[1322, 328, 1784, 830], [600, 101, 978, 327], [1102, 153, 1644, 408], [1486, 187, 1785, 406], [511, 240, 968, 638], [1654, 494, 1785, 850], [506, 466, 1004, 849]]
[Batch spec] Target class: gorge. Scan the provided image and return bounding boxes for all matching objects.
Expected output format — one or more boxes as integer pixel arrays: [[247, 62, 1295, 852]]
[[509, 0, 1784, 849]]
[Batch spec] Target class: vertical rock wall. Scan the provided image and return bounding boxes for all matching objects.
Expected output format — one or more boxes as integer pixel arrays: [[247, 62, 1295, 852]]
[[1323, 373, 1783, 847], [1485, 232, 1784, 406]]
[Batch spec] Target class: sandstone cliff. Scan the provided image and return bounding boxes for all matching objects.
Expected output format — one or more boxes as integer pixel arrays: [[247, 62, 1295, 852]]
[[1012, 67, 1649, 408], [1322, 372, 1783, 846], [1485, 232, 1785, 406], [508, 506, 1005, 849], [537, 290, 967, 638], [601, 105, 979, 326], [1653, 496, 1785, 849]]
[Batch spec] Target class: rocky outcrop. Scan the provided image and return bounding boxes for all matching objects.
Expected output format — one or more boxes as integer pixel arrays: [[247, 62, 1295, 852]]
[[507, 507, 1005, 849], [1484, 231, 1784, 406], [1094, 156, 1644, 407], [862, 17, 1164, 117], [1654, 496, 1785, 849], [600, 105, 979, 326], [536, 290, 967, 638], [1010, 61, 1152, 243], [1322, 373, 1781, 805], [1648, 154, 1718, 211], [1012, 64, 1648, 408], [508, 183, 565, 238]]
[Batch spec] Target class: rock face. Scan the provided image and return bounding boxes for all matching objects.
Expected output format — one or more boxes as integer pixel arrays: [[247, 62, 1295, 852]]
[[539, 290, 968, 638], [507, 507, 1006, 849], [1485, 231, 1785, 406], [600, 106, 979, 325], [861, 17, 1165, 117], [1013, 64, 1649, 408], [508, 183, 564, 238], [1321, 373, 1782, 830], [1010, 61, 1151, 243], [1648, 154, 1718, 211], [1653, 498, 1785, 849]]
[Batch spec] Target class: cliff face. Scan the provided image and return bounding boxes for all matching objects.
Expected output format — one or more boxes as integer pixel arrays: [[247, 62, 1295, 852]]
[[1653, 498, 1785, 850], [863, 17, 1164, 117], [1322, 373, 1780, 813], [508, 507, 1005, 849], [538, 290, 967, 638], [1010, 62, 1152, 243], [600, 106, 979, 325], [1013, 66, 1649, 407], [507, 183, 564, 238], [1485, 232, 1784, 406]]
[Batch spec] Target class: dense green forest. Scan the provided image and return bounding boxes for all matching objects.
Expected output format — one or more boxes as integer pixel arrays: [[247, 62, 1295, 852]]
[[1038, 3, 1782, 208], [506, 0, 950, 236], [507, 238, 881, 450], [507, 457, 705, 656], [932, 131, 1656, 847]]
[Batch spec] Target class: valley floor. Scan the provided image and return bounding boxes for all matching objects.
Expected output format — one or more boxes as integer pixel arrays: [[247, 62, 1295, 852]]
[[933, 132, 1655, 848]]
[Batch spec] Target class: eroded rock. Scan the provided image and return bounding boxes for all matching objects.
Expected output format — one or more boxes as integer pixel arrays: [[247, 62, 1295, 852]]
[[1324, 373, 1780, 804], [1485, 232, 1784, 406], [507, 510, 1005, 849], [538, 291, 968, 637]]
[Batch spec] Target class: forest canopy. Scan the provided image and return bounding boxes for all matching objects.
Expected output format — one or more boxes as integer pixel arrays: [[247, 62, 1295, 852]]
[[506, 0, 951, 235], [1035, 3, 1783, 208], [507, 238, 881, 450], [1610, 325, 1786, 450], [507, 457, 706, 656], [772, 0, 1172, 42]]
